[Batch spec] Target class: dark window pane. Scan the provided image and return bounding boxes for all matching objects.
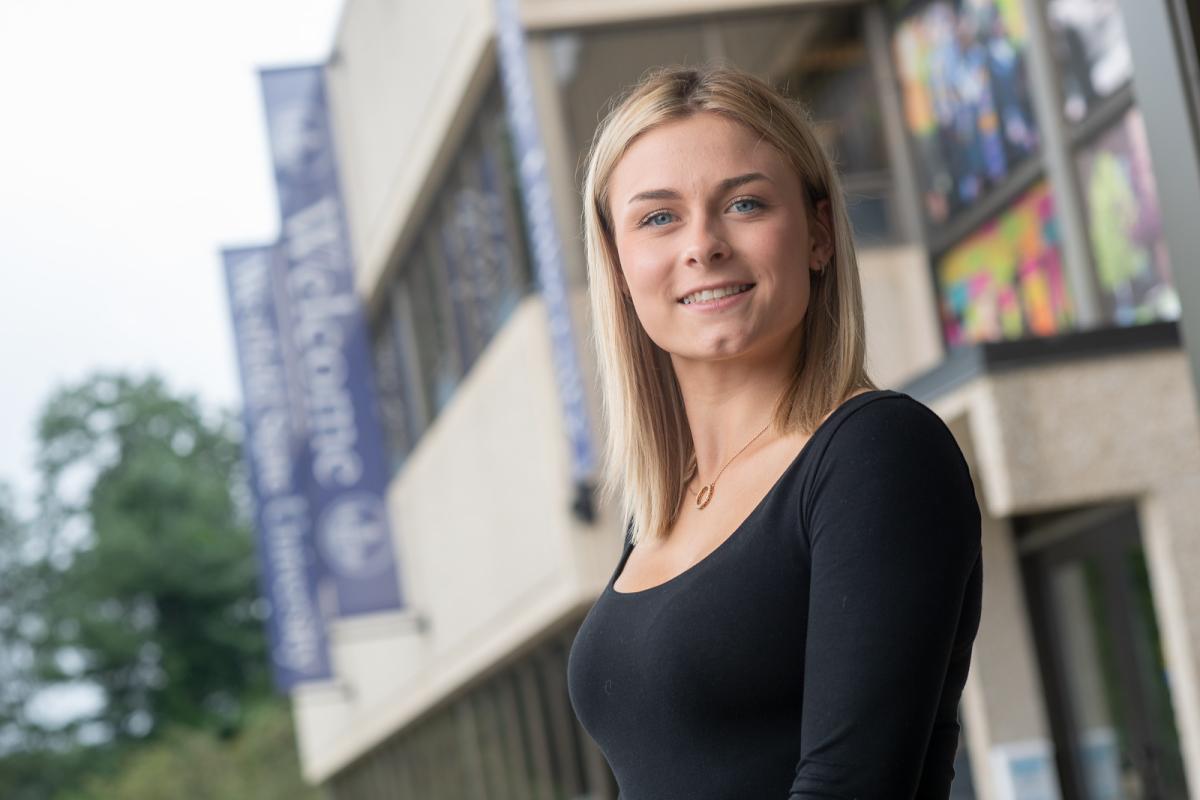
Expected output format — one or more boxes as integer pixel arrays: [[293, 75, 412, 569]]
[[371, 312, 416, 472], [1045, 0, 1133, 123], [407, 236, 462, 416], [372, 81, 536, 464]]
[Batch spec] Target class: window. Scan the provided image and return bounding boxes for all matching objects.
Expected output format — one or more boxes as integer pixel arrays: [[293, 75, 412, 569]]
[[1075, 108, 1180, 325], [937, 180, 1074, 347], [1046, 0, 1133, 124], [367, 82, 534, 474], [891, 0, 1182, 348], [891, 0, 1039, 226]]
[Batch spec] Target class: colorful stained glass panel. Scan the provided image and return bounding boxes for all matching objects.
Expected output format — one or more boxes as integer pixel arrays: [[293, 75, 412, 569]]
[[892, 0, 1039, 225], [1076, 108, 1181, 325], [938, 181, 1075, 346]]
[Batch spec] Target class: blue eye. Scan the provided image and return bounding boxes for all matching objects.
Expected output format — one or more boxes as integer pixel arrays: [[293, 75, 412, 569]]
[[730, 198, 762, 213], [641, 211, 674, 227]]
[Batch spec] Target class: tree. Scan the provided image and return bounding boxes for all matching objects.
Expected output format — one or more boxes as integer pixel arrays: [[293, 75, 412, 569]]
[[61, 701, 323, 800], [0, 482, 120, 799], [28, 372, 272, 744]]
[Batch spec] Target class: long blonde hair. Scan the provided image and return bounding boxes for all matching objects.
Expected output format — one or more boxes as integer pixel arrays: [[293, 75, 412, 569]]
[[582, 64, 877, 547]]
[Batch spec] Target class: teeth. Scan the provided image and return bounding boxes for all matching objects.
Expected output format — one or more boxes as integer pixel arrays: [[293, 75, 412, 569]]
[[680, 284, 752, 305]]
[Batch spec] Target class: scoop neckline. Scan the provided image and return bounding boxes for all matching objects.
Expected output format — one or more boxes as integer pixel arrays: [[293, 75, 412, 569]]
[[606, 389, 898, 598]]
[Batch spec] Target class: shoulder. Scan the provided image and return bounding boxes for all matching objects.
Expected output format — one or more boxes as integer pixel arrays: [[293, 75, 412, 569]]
[[814, 392, 966, 473], [801, 393, 978, 540], [801, 393, 979, 525]]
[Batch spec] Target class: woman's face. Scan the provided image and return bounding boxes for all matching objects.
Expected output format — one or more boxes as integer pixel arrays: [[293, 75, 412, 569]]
[[607, 112, 832, 367]]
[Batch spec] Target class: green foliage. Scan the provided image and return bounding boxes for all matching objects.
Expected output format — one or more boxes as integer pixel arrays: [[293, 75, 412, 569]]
[[30, 373, 272, 742], [0, 372, 316, 798], [61, 701, 324, 800], [0, 744, 122, 800]]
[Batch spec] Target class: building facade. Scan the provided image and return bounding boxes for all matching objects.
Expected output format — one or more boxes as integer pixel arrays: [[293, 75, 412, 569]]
[[289, 0, 1200, 797]]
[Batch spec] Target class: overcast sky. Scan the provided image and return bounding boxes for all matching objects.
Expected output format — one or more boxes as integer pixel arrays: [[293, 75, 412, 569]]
[[0, 0, 344, 515]]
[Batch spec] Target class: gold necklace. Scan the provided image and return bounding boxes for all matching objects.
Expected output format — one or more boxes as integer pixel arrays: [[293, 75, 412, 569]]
[[686, 420, 773, 510]]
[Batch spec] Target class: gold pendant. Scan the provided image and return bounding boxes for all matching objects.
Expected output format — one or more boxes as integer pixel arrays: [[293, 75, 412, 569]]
[[695, 483, 714, 509]]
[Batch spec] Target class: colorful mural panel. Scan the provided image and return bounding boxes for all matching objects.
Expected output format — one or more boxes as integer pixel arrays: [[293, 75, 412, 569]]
[[1076, 108, 1181, 325], [892, 0, 1039, 225], [937, 181, 1075, 346]]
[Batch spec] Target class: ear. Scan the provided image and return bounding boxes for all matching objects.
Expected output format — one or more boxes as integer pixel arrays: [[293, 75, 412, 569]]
[[808, 198, 835, 272]]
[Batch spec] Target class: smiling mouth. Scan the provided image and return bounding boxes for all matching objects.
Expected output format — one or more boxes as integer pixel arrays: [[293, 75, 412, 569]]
[[678, 284, 755, 305]]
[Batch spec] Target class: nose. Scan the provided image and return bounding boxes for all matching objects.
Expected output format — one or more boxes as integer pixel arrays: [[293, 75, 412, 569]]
[[681, 214, 730, 267]]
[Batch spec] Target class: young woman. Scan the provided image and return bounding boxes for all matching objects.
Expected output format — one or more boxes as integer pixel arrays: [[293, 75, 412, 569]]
[[566, 65, 983, 799]]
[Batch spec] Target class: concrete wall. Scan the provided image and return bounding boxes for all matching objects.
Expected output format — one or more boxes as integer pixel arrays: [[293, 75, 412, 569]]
[[857, 244, 945, 391], [927, 349, 1200, 798], [325, 0, 496, 300], [292, 295, 623, 783], [519, 0, 854, 30]]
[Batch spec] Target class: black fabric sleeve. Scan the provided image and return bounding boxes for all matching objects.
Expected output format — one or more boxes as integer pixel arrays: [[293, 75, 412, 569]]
[[788, 398, 982, 799]]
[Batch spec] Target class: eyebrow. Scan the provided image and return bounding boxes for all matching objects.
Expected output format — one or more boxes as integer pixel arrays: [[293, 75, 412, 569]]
[[625, 172, 772, 205]]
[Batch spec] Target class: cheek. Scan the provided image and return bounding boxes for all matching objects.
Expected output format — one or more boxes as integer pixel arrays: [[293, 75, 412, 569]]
[[753, 220, 809, 284], [616, 238, 673, 297]]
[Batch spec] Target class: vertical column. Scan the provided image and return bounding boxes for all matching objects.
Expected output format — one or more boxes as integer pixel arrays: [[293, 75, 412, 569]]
[[1017, 0, 1103, 329], [863, 4, 927, 252], [1139, 473, 1200, 796], [959, 483, 1062, 798], [1114, 0, 1200, 414]]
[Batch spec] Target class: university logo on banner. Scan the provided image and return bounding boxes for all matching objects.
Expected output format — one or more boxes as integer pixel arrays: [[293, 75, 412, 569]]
[[259, 65, 406, 616], [222, 243, 332, 690]]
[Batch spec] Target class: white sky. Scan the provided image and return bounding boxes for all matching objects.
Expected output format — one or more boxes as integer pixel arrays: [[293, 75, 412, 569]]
[[0, 0, 345, 516]]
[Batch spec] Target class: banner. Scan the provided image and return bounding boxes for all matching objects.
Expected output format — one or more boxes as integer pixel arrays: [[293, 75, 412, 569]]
[[222, 244, 332, 690], [260, 65, 406, 615], [493, 0, 598, 519]]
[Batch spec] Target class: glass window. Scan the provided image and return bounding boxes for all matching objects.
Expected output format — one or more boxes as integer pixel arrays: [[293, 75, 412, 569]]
[[891, 0, 1040, 225], [477, 109, 533, 324], [371, 312, 416, 471], [937, 180, 1075, 346], [441, 124, 529, 361], [370, 83, 535, 468], [406, 235, 463, 417], [433, 186, 484, 372], [1045, 0, 1133, 123], [1075, 108, 1181, 325]]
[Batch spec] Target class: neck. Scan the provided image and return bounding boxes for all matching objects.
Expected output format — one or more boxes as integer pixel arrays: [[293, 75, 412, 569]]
[[672, 325, 803, 482]]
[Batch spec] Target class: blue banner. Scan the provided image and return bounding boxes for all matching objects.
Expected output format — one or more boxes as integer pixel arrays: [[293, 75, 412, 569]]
[[222, 244, 332, 690], [494, 0, 598, 518], [260, 65, 406, 616]]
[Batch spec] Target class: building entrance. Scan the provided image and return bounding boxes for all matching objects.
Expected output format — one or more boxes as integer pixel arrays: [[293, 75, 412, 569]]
[[1019, 505, 1189, 799]]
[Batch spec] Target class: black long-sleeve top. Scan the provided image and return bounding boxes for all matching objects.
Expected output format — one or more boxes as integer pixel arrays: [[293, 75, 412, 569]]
[[567, 390, 983, 799]]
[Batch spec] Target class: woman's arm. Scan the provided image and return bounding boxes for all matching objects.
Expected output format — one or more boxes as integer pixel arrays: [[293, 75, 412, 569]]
[[789, 397, 983, 799]]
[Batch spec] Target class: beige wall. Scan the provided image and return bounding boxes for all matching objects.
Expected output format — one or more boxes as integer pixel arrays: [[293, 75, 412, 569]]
[[292, 294, 623, 783], [519, 0, 855, 30], [326, 0, 496, 303], [857, 244, 945, 390]]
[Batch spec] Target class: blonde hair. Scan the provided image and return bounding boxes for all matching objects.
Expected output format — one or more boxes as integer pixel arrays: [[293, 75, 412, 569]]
[[582, 64, 877, 547]]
